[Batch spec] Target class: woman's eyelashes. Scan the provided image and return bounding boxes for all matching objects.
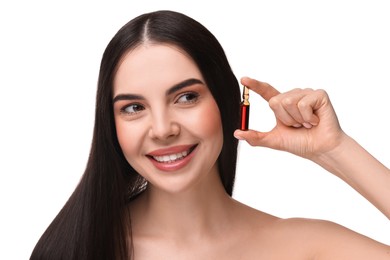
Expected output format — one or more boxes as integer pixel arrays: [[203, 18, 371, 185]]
[[175, 91, 200, 105], [120, 103, 145, 116]]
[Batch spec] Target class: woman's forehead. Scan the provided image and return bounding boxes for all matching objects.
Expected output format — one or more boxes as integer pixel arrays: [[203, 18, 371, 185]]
[[113, 44, 204, 95]]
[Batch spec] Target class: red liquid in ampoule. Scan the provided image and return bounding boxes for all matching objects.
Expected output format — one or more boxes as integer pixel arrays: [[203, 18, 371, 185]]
[[240, 103, 250, 130]]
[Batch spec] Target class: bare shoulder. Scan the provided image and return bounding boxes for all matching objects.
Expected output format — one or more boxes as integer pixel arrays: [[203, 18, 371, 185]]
[[248, 213, 390, 260], [283, 218, 390, 259], [234, 201, 389, 259], [233, 203, 315, 259]]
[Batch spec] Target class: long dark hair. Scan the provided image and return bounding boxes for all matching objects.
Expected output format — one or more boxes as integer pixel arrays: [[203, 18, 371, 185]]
[[30, 10, 240, 260]]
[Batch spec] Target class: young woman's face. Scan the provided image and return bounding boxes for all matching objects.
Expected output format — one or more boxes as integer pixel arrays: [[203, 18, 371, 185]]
[[113, 44, 223, 193]]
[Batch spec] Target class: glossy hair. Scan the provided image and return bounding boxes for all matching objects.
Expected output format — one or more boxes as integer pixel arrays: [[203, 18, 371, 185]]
[[30, 10, 240, 260]]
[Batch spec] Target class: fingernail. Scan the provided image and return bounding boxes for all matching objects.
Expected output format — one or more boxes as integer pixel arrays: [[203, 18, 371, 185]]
[[303, 122, 313, 129], [293, 124, 302, 128], [234, 133, 244, 140]]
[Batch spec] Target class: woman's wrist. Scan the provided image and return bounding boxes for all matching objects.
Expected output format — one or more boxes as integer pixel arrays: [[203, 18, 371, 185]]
[[312, 132, 356, 180]]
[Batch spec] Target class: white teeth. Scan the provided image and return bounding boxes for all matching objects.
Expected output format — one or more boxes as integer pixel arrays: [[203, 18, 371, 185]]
[[153, 150, 190, 163]]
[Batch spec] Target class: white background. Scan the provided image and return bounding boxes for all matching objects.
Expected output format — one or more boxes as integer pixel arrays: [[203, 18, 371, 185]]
[[1, 1, 389, 259]]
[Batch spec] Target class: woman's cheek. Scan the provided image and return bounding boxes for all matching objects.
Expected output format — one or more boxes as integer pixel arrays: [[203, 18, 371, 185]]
[[115, 121, 142, 160], [195, 101, 222, 138], [176, 101, 223, 149]]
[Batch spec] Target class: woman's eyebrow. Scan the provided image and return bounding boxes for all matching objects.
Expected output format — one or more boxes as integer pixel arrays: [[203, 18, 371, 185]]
[[113, 93, 144, 103], [166, 78, 204, 96], [113, 78, 204, 103]]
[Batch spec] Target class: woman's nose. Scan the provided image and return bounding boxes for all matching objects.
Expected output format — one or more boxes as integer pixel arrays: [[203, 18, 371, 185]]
[[148, 111, 180, 140]]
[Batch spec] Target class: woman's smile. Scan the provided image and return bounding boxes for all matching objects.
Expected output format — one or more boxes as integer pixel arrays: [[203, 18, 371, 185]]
[[146, 144, 198, 172]]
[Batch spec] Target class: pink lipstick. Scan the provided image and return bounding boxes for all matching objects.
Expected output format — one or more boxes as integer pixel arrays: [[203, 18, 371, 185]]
[[147, 144, 197, 172]]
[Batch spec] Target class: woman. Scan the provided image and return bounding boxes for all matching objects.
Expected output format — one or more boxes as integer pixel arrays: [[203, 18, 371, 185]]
[[30, 10, 390, 259]]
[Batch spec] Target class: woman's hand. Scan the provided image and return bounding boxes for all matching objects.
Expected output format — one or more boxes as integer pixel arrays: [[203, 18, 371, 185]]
[[235, 77, 390, 220], [234, 77, 345, 160]]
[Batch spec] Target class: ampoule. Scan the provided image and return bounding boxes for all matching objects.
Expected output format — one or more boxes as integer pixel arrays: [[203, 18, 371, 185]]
[[240, 85, 250, 131]]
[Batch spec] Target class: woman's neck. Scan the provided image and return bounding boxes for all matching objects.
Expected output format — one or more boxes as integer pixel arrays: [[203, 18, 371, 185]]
[[129, 169, 236, 240]]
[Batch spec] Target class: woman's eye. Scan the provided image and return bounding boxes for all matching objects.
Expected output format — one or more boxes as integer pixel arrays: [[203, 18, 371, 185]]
[[121, 104, 145, 115], [176, 92, 199, 104]]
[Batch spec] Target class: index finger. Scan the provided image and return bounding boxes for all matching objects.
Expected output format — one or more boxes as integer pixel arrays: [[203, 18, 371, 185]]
[[240, 77, 280, 101]]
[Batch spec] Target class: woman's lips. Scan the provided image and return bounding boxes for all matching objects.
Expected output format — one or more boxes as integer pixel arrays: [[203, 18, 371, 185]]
[[146, 144, 198, 172]]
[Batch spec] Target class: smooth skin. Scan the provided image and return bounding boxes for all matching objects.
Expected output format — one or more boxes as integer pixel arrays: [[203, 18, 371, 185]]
[[115, 44, 389, 259]]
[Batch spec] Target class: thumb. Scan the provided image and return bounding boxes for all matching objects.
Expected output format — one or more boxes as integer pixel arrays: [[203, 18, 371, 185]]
[[234, 129, 273, 148]]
